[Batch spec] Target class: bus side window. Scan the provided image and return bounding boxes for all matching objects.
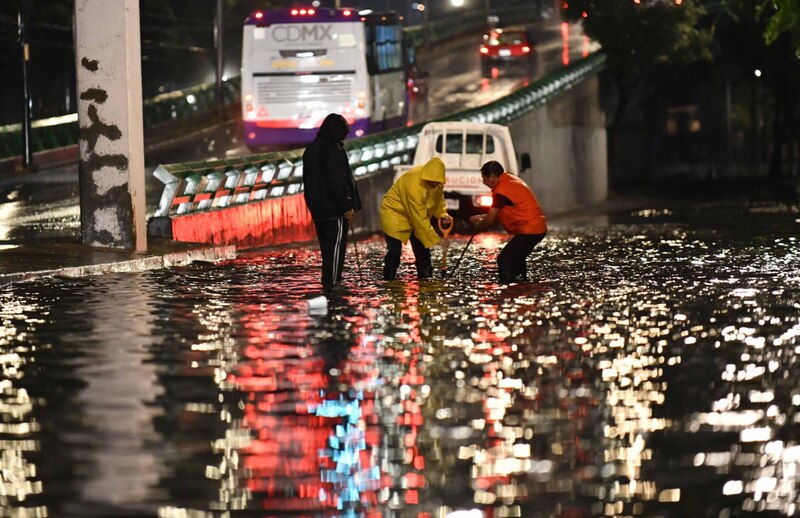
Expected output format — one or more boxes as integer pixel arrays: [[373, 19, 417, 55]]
[[369, 24, 403, 73]]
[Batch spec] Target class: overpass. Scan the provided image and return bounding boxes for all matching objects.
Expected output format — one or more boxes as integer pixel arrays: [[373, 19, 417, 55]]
[[2, 1, 606, 253]]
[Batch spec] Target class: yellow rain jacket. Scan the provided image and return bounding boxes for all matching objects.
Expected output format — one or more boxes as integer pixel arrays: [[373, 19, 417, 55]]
[[380, 157, 448, 248]]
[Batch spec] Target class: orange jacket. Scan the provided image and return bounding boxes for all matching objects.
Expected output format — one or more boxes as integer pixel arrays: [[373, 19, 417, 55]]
[[492, 173, 547, 235]]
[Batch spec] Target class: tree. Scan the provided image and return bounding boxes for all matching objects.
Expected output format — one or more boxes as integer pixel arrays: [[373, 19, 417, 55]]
[[760, 0, 800, 58], [562, 0, 713, 123]]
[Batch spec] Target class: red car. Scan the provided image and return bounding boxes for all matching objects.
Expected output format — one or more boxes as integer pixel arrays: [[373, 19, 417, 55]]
[[479, 27, 535, 76]]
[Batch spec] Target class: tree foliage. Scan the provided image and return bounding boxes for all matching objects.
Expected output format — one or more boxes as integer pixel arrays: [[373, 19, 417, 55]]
[[562, 0, 713, 78], [759, 0, 800, 58]]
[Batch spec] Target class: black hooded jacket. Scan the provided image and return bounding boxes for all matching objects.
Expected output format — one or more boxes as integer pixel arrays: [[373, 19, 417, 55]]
[[302, 114, 363, 221]]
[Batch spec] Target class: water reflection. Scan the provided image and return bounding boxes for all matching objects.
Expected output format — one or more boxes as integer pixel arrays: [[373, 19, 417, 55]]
[[0, 198, 798, 517]]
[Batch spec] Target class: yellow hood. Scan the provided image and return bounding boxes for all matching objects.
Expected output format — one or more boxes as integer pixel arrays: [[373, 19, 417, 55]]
[[419, 157, 445, 183]]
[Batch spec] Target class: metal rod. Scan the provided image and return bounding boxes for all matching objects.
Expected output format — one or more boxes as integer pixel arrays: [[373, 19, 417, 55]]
[[18, 3, 32, 168], [350, 225, 364, 282], [448, 230, 477, 278], [214, 0, 225, 118]]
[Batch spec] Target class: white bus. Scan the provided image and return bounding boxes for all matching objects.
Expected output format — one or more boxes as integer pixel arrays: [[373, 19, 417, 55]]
[[241, 7, 409, 148]]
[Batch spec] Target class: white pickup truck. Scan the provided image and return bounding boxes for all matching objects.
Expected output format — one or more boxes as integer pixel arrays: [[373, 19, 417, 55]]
[[393, 121, 530, 219]]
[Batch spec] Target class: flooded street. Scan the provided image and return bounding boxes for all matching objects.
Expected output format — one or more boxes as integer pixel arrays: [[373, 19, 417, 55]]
[[1, 194, 799, 517]]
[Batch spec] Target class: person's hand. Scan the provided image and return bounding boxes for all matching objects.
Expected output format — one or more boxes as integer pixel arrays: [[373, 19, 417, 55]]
[[469, 215, 483, 228], [343, 209, 355, 222]]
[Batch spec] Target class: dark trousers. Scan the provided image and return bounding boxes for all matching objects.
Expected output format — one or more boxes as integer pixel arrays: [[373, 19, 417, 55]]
[[313, 217, 349, 288], [383, 233, 432, 280], [497, 233, 546, 283]]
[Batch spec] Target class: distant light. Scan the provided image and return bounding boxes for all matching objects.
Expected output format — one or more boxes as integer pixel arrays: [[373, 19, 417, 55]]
[[754, 69, 762, 77], [451, 0, 464, 6], [582, 11, 588, 17], [291, 9, 298, 15], [186, 94, 196, 104], [356, 9, 370, 15], [247, 132, 256, 140], [355, 129, 365, 137], [221, 75, 228, 81], [675, 0, 682, 4], [312, 1, 320, 6], [308, 9, 315, 15], [254, 11, 263, 19], [477, 195, 493, 207], [445, 511, 483, 518]]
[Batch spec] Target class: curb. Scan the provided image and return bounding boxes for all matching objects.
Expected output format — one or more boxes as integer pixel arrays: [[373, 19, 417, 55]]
[[0, 244, 236, 286]]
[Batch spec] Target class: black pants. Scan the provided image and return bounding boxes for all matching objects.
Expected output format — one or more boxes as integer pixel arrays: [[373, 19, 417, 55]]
[[383, 233, 432, 280], [497, 233, 546, 284], [313, 217, 349, 288]]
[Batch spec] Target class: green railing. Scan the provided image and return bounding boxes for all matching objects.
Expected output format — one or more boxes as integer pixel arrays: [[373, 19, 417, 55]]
[[151, 52, 606, 219]]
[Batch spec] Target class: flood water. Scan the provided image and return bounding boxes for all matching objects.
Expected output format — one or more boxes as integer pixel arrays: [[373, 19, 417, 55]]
[[1, 194, 799, 517]]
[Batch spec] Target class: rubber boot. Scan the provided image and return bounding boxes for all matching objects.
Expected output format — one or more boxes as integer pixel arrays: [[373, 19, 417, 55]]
[[417, 265, 433, 279], [383, 262, 399, 281]]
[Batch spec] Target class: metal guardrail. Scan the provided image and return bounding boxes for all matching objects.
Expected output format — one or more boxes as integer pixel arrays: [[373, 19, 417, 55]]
[[152, 52, 607, 219]]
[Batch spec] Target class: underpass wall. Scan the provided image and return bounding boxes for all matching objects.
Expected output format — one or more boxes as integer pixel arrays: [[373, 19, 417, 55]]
[[509, 75, 607, 215]]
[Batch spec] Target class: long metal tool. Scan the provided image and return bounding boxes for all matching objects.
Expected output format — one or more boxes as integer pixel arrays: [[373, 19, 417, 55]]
[[350, 225, 364, 282], [448, 229, 478, 278], [437, 217, 454, 277]]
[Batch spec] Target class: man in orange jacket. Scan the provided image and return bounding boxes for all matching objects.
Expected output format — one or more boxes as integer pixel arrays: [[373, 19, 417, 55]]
[[468, 160, 547, 283]]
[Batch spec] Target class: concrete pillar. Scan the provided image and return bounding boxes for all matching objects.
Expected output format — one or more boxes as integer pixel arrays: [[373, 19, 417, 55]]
[[75, 0, 146, 251]]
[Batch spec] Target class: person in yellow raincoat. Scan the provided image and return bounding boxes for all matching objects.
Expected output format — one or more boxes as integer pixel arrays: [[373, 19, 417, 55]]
[[380, 156, 453, 280]]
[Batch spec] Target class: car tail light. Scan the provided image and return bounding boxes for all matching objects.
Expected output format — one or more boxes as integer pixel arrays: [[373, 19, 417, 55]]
[[254, 11, 264, 19], [343, 9, 352, 16], [522, 45, 531, 53], [480, 46, 489, 54], [476, 195, 493, 207]]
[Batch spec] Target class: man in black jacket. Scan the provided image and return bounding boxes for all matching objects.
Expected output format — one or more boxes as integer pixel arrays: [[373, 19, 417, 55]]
[[302, 113, 363, 290]]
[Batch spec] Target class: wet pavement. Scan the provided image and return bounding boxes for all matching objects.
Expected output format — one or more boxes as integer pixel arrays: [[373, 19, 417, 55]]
[[1, 188, 798, 517]]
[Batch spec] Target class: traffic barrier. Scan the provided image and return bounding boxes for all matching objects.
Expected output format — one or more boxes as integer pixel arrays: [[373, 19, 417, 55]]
[[147, 52, 607, 249]]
